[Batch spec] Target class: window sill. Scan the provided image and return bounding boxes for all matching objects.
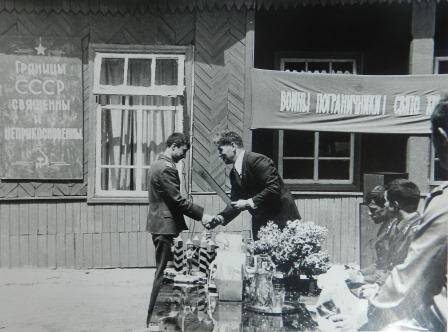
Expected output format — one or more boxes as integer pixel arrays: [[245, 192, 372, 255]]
[[286, 183, 360, 192], [291, 191, 363, 197], [430, 181, 446, 187], [87, 196, 148, 204]]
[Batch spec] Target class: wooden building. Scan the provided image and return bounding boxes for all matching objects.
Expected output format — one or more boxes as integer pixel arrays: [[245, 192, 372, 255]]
[[0, 0, 446, 268]]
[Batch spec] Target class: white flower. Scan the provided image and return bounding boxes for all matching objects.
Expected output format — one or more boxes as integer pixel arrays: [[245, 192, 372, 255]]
[[252, 220, 330, 275]]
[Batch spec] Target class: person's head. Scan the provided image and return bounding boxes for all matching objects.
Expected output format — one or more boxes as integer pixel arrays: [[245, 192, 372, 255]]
[[431, 96, 448, 176], [166, 132, 190, 163], [213, 131, 244, 165], [365, 185, 390, 224], [385, 179, 420, 214]]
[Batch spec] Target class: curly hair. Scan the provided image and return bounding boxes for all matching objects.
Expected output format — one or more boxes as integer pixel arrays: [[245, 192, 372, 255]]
[[213, 130, 244, 147]]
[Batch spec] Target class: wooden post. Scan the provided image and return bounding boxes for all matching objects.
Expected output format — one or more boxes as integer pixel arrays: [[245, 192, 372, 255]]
[[407, 2, 435, 193], [244, 9, 255, 151]]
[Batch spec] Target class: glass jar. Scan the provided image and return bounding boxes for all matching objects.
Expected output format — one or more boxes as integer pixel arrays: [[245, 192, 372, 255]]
[[271, 272, 286, 313], [252, 254, 276, 309]]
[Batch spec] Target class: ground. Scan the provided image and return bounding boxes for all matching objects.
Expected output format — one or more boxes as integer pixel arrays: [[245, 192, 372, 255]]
[[0, 268, 155, 332]]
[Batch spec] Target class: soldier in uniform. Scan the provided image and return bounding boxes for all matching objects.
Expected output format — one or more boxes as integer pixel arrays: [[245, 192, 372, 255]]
[[146, 132, 213, 326]]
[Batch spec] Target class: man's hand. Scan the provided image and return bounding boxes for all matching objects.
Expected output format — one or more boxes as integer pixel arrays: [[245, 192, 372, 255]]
[[204, 215, 224, 230], [327, 314, 355, 331], [358, 283, 380, 299], [201, 214, 214, 228], [231, 199, 251, 211]]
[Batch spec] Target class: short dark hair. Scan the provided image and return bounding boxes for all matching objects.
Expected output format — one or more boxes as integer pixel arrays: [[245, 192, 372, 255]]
[[166, 132, 190, 149], [385, 179, 420, 213], [365, 185, 386, 207], [213, 131, 244, 148]]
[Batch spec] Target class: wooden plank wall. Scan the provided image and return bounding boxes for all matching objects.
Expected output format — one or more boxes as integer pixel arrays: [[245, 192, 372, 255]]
[[296, 196, 363, 264], [0, 6, 369, 269], [191, 9, 248, 192], [0, 6, 250, 268], [0, 201, 152, 268], [0, 195, 365, 268], [0, 7, 247, 196]]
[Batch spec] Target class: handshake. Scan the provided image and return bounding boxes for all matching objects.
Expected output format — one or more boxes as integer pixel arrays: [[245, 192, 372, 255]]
[[200, 199, 252, 230], [201, 214, 224, 230]]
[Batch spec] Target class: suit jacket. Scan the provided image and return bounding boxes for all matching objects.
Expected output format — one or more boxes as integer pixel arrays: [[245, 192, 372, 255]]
[[146, 154, 203, 235], [219, 151, 301, 236]]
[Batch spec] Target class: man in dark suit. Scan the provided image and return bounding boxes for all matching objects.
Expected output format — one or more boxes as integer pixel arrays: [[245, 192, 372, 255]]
[[210, 131, 301, 239], [146, 132, 212, 326]]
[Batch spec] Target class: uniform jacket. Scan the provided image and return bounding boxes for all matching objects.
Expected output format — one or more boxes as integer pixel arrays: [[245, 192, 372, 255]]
[[374, 217, 396, 270], [146, 154, 203, 235], [386, 212, 421, 270], [219, 151, 301, 237]]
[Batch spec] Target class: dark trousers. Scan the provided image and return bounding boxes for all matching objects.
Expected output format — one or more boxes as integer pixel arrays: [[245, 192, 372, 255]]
[[146, 234, 174, 327]]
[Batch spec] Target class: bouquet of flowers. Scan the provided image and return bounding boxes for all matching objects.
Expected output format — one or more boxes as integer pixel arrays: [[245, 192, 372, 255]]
[[249, 220, 330, 276]]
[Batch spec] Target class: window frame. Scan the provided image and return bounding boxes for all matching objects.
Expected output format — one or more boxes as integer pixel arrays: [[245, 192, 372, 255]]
[[279, 58, 358, 74], [269, 54, 360, 190], [93, 52, 185, 96], [278, 130, 356, 185], [434, 56, 448, 75], [275, 51, 363, 73], [87, 44, 193, 202], [430, 56, 447, 185]]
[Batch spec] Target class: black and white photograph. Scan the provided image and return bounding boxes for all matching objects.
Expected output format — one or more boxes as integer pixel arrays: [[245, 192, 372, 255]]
[[0, 0, 446, 331]]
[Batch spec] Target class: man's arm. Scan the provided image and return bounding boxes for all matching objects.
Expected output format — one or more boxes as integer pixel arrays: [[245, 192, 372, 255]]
[[217, 171, 242, 226], [249, 154, 281, 208], [158, 167, 204, 221]]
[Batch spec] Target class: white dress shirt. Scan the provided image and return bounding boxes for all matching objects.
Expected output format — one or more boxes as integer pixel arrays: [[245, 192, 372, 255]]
[[234, 150, 245, 176], [234, 150, 256, 209]]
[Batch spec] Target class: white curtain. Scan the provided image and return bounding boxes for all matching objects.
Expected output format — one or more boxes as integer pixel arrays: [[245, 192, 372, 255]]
[[99, 60, 181, 191]]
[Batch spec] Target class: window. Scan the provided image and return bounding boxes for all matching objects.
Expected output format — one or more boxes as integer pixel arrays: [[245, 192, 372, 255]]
[[434, 56, 448, 75], [431, 56, 448, 184], [280, 58, 357, 74], [270, 57, 357, 188], [91, 47, 187, 197], [279, 130, 355, 184]]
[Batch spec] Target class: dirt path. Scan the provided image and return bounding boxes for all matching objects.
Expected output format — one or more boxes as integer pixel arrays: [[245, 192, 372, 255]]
[[0, 268, 155, 332]]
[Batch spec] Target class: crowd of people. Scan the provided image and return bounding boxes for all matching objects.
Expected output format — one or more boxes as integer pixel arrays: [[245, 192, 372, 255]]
[[145, 97, 448, 331], [326, 98, 447, 331]]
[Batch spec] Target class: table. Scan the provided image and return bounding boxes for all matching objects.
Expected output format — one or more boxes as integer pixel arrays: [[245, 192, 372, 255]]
[[148, 281, 319, 331]]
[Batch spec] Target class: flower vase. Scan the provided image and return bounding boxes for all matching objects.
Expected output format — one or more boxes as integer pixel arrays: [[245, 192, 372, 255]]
[[247, 254, 278, 312], [285, 271, 319, 296]]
